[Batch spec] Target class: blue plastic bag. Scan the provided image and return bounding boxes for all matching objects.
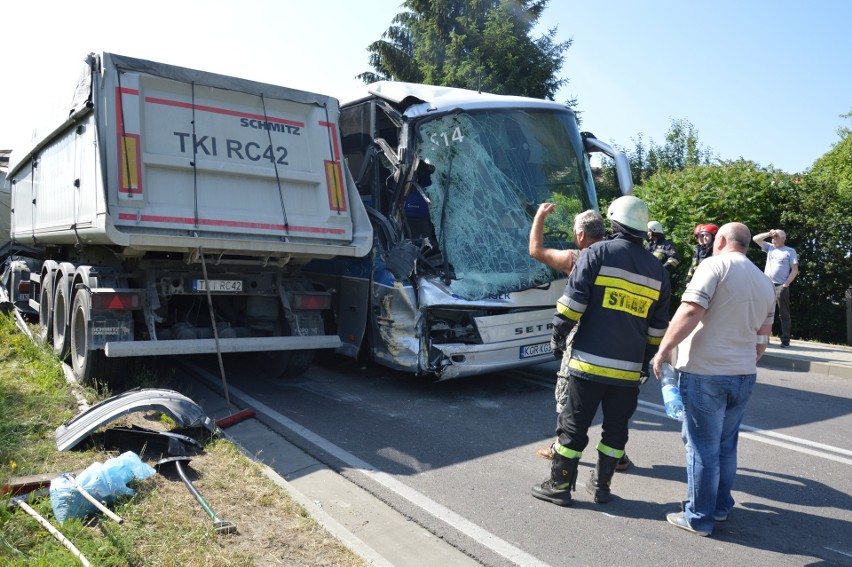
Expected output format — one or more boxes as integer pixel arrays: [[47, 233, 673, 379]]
[[50, 451, 156, 524]]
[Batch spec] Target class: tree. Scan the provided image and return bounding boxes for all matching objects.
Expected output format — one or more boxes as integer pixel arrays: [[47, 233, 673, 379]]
[[359, 0, 571, 100], [595, 119, 716, 206], [598, 113, 850, 342], [634, 136, 851, 343], [634, 160, 791, 304], [781, 111, 852, 342]]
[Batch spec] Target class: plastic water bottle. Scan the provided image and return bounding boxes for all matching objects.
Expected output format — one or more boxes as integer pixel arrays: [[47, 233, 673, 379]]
[[658, 363, 685, 421]]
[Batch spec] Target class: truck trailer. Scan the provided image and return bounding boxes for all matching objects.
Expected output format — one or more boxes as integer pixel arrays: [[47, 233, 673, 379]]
[[3, 52, 372, 384]]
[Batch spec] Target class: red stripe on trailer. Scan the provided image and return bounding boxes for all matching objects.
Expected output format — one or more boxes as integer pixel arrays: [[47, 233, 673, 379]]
[[116, 87, 144, 196], [145, 96, 305, 127], [116, 213, 346, 235], [319, 121, 347, 212], [319, 121, 341, 161]]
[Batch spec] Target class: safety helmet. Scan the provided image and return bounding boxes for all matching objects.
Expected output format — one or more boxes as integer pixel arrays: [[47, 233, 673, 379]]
[[647, 221, 664, 235], [693, 223, 719, 236], [607, 196, 649, 238]]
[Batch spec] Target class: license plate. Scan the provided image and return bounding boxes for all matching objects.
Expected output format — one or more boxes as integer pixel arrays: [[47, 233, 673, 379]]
[[193, 279, 243, 292], [520, 341, 551, 359]]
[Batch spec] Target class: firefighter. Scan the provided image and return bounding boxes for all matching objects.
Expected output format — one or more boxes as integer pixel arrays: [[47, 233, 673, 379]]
[[646, 220, 681, 273], [685, 223, 718, 284], [531, 195, 671, 507]]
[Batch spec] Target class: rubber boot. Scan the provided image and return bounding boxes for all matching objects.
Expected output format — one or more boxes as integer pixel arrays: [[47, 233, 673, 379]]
[[531, 453, 579, 507], [586, 452, 619, 503]]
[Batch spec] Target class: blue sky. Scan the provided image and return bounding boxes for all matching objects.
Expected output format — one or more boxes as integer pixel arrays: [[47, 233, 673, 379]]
[[2, 1, 849, 174]]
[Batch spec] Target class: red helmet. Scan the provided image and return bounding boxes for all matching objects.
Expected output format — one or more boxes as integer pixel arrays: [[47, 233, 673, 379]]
[[693, 223, 719, 236]]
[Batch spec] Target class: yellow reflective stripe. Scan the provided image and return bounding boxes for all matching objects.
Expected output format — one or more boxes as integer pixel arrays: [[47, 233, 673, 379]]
[[595, 275, 660, 300], [568, 358, 641, 382], [596, 442, 624, 459], [647, 335, 662, 345], [555, 444, 582, 459], [599, 266, 662, 291], [556, 302, 582, 321]]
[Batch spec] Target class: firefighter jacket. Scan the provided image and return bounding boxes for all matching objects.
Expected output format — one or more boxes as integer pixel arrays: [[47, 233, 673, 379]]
[[646, 237, 681, 273], [686, 244, 713, 283], [552, 233, 671, 387]]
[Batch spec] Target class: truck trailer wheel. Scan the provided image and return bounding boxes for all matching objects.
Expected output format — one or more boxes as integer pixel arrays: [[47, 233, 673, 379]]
[[52, 274, 72, 360], [248, 349, 314, 379], [38, 273, 54, 344], [280, 349, 315, 378], [70, 289, 126, 385]]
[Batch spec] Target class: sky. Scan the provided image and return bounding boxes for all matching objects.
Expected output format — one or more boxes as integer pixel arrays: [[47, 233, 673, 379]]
[[2, 0, 849, 174]]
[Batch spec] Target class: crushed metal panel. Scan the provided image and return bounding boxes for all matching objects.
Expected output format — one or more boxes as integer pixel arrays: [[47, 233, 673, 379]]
[[55, 388, 216, 451], [432, 337, 553, 380], [371, 281, 419, 371]]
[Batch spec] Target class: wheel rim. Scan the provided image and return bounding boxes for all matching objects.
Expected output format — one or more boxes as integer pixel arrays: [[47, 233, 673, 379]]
[[39, 278, 52, 332], [71, 289, 89, 381], [53, 276, 70, 357]]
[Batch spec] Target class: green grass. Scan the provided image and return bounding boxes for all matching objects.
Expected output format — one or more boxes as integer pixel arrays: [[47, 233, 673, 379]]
[[0, 312, 365, 566]]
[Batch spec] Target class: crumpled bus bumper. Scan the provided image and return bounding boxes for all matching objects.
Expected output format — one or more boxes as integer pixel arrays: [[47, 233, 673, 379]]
[[430, 335, 553, 381]]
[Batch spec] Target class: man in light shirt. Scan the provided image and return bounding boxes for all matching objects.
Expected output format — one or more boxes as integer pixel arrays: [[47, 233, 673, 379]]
[[652, 222, 776, 537], [753, 228, 799, 347]]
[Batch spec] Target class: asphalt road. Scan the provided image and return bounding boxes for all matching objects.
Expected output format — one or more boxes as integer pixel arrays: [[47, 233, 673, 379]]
[[176, 353, 852, 567]]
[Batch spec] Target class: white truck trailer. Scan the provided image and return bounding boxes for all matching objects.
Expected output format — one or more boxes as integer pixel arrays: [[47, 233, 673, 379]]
[[3, 52, 372, 383]]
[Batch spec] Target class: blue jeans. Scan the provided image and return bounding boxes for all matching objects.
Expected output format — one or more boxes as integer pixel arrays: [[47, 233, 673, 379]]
[[679, 371, 756, 533]]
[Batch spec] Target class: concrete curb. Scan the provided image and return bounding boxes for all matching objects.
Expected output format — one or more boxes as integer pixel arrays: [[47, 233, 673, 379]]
[[177, 359, 481, 567], [215, 425, 394, 567], [759, 353, 852, 379]]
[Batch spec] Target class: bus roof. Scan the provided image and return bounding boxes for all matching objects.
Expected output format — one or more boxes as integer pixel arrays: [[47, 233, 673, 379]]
[[340, 81, 573, 119]]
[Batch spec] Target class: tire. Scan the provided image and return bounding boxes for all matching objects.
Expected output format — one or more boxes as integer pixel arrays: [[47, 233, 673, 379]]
[[279, 349, 315, 378], [246, 348, 315, 379], [52, 273, 72, 359], [70, 289, 126, 385], [38, 272, 54, 344]]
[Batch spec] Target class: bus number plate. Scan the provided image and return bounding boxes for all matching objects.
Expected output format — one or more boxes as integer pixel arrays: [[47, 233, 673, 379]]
[[520, 342, 551, 359]]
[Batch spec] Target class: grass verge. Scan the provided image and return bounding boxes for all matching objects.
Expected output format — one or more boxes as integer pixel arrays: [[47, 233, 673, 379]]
[[0, 312, 366, 566]]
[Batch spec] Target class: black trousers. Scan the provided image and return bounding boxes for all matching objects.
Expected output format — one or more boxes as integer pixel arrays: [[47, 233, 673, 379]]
[[556, 374, 639, 454]]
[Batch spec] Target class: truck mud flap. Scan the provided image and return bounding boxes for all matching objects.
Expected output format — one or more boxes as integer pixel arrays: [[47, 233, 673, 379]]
[[55, 388, 216, 451]]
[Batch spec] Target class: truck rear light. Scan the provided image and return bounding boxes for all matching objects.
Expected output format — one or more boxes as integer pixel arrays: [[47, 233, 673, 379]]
[[17, 281, 30, 294], [92, 292, 142, 310], [292, 292, 331, 311]]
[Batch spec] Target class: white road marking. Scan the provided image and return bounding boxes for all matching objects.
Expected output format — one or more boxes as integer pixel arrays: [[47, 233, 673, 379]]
[[635, 400, 852, 466], [521, 371, 851, 464], [188, 362, 550, 567], [824, 546, 852, 559]]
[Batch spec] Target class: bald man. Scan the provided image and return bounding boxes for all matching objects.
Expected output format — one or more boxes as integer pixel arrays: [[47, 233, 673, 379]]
[[652, 222, 776, 537]]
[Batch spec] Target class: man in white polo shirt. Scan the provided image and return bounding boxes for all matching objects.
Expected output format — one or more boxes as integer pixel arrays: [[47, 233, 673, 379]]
[[753, 228, 799, 347]]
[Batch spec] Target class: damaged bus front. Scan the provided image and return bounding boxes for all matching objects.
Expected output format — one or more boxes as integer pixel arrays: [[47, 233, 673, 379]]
[[307, 82, 632, 380]]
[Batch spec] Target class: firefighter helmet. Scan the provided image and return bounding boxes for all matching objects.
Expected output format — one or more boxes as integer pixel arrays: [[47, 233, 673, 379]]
[[647, 221, 664, 235], [607, 196, 649, 238], [693, 223, 719, 236]]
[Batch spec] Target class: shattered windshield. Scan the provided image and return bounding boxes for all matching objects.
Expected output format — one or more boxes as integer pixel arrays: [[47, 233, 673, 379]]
[[415, 109, 595, 300]]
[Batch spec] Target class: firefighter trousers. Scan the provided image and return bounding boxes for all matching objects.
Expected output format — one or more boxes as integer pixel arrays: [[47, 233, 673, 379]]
[[556, 374, 639, 454]]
